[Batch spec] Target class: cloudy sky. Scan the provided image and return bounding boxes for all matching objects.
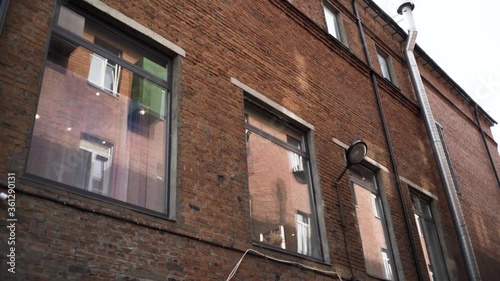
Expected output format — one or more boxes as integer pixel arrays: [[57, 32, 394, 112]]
[[373, 0, 500, 153]]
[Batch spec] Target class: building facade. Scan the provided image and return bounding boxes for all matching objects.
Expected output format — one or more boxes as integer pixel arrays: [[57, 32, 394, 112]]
[[0, 0, 499, 280]]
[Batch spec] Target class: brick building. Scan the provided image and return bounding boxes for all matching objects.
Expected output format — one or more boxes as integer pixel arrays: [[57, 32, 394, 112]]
[[0, 0, 499, 280]]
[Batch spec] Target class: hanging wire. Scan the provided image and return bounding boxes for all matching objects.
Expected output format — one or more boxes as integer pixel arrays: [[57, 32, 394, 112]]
[[225, 248, 343, 281]]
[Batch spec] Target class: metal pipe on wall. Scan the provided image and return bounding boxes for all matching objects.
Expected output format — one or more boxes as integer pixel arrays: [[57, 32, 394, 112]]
[[398, 2, 482, 280], [352, 1, 423, 280]]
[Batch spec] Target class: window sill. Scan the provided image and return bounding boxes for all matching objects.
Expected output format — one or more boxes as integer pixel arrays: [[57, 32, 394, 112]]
[[87, 81, 121, 97], [251, 241, 329, 266], [382, 77, 400, 91], [325, 32, 349, 50], [20, 173, 175, 221], [366, 272, 393, 281]]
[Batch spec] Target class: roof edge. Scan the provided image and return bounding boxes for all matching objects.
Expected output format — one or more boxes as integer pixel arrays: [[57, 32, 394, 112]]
[[362, 0, 497, 126]]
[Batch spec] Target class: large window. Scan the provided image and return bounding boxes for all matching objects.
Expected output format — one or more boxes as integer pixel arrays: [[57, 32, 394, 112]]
[[26, 3, 172, 215], [245, 102, 322, 259], [411, 193, 450, 281], [351, 165, 396, 280]]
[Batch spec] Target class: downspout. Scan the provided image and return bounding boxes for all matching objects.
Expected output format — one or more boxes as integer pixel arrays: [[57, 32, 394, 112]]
[[398, 2, 482, 281], [352, 1, 423, 280], [474, 104, 500, 188]]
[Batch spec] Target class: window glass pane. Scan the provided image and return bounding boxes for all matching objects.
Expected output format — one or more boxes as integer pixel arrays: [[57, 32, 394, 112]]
[[246, 106, 303, 146], [378, 53, 391, 80], [56, 6, 168, 80], [412, 195, 450, 281], [296, 212, 311, 255], [323, 5, 340, 39], [350, 166, 377, 191], [103, 63, 116, 91], [88, 54, 104, 86], [287, 136, 304, 172], [353, 182, 394, 279], [246, 115, 321, 258], [351, 165, 395, 280], [26, 35, 168, 213]]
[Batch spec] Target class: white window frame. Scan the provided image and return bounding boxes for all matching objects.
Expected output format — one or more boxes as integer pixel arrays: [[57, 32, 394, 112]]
[[378, 53, 390, 78], [296, 212, 312, 255], [288, 136, 304, 172], [79, 138, 113, 196], [88, 53, 121, 95], [88, 39, 122, 96], [324, 4, 340, 39], [382, 249, 393, 280], [371, 193, 381, 219], [323, 2, 347, 45]]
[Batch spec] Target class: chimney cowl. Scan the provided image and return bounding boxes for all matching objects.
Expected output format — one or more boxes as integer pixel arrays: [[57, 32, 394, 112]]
[[397, 1, 415, 15]]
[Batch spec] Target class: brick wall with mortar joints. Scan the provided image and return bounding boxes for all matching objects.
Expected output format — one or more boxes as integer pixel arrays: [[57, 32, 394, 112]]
[[418, 56, 497, 141], [290, 0, 417, 104], [0, 191, 343, 281], [374, 85, 470, 280], [426, 84, 500, 276], [0, 0, 492, 280], [0, 0, 56, 176]]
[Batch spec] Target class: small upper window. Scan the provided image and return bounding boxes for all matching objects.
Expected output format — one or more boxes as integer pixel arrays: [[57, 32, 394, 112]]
[[377, 49, 397, 84], [323, 3, 346, 44]]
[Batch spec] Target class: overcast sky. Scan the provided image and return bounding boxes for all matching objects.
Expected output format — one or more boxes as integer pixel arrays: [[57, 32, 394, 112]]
[[373, 0, 500, 153]]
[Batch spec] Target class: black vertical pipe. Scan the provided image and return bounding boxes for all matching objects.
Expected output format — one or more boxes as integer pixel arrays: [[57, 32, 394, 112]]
[[352, 1, 424, 281], [474, 104, 500, 188]]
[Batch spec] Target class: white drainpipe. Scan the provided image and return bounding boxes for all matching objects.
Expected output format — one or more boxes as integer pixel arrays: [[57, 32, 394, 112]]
[[398, 2, 482, 281]]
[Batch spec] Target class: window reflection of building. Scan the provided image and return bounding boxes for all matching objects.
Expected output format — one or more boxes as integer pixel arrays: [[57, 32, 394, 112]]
[[295, 212, 311, 256], [88, 39, 121, 95], [26, 3, 170, 214], [244, 103, 321, 259], [77, 134, 113, 195], [382, 249, 393, 280], [412, 194, 450, 281], [351, 165, 396, 280]]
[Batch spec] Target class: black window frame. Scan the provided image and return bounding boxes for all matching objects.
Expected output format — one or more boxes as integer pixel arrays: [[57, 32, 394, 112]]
[[244, 97, 325, 261], [376, 47, 397, 85], [0, 0, 9, 37], [411, 191, 451, 281], [349, 164, 398, 281], [23, 0, 175, 219]]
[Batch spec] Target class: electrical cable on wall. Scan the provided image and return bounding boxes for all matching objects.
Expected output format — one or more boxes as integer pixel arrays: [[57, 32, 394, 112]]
[[225, 248, 343, 281]]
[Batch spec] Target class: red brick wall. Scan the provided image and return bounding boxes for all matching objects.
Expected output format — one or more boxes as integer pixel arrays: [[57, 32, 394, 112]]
[[0, 0, 498, 280], [424, 73, 500, 281]]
